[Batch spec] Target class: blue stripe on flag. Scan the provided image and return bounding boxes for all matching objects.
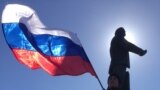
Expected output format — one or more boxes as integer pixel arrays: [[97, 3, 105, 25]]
[[2, 23, 36, 51]]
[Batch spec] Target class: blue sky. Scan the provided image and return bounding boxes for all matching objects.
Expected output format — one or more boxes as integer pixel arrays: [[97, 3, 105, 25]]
[[0, 0, 160, 90]]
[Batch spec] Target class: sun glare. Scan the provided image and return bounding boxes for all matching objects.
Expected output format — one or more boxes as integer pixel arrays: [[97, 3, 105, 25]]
[[125, 31, 137, 44]]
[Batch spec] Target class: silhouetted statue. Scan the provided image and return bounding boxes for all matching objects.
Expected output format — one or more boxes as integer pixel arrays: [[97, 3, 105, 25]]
[[108, 27, 147, 90]]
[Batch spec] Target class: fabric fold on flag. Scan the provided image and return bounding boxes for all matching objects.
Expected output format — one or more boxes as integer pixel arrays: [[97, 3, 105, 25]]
[[2, 4, 96, 76]]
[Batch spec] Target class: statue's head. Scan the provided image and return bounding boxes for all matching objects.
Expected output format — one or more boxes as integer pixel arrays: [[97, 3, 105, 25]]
[[115, 27, 126, 38]]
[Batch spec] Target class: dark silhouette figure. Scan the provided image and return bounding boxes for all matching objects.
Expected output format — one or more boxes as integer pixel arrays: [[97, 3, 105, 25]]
[[107, 74, 120, 90], [108, 27, 147, 90]]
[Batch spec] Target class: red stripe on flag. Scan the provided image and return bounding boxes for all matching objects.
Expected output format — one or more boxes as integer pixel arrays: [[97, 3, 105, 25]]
[[12, 49, 96, 76], [12, 49, 40, 69]]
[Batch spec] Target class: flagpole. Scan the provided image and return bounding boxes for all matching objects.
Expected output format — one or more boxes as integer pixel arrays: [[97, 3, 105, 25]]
[[94, 70, 106, 90], [88, 60, 105, 90], [77, 36, 105, 90]]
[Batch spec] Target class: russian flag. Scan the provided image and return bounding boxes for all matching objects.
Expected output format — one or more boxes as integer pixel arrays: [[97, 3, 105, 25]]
[[2, 4, 96, 76]]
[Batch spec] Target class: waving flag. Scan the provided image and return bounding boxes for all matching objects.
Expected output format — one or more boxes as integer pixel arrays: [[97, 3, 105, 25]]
[[2, 4, 96, 76]]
